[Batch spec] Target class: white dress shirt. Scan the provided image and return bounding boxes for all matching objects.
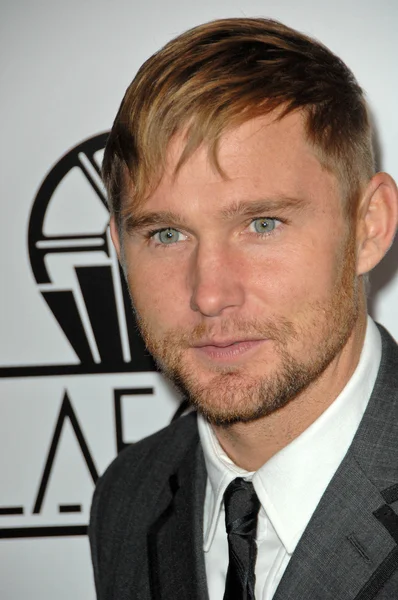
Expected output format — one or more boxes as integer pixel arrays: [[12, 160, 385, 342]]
[[197, 317, 382, 599]]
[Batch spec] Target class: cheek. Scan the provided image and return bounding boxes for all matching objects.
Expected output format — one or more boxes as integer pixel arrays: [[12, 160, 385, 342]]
[[126, 260, 188, 327], [247, 237, 344, 309]]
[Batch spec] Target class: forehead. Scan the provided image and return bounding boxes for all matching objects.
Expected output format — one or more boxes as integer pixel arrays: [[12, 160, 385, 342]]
[[137, 112, 340, 214]]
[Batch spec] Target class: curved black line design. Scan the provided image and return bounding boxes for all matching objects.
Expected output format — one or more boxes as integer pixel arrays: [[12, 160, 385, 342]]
[[0, 133, 156, 377], [28, 133, 110, 285]]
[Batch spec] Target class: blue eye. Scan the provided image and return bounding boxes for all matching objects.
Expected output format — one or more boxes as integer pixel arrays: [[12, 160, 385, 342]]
[[251, 218, 277, 234], [155, 228, 182, 244]]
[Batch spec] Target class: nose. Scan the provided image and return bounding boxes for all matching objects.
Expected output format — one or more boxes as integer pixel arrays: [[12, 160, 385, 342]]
[[189, 242, 245, 317]]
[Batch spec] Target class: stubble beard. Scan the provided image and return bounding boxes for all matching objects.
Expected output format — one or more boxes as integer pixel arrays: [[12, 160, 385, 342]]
[[133, 242, 360, 426]]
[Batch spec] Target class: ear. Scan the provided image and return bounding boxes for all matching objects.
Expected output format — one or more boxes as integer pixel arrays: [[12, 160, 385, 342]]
[[109, 215, 122, 260], [356, 172, 398, 276]]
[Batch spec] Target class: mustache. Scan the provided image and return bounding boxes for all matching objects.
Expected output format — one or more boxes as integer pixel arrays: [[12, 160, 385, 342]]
[[138, 315, 298, 349]]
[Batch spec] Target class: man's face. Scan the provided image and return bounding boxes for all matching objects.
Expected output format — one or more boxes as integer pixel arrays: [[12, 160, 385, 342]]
[[116, 112, 361, 425]]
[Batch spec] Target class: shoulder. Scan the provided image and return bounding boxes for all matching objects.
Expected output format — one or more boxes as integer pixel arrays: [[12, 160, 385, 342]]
[[88, 411, 200, 587], [95, 410, 198, 497], [377, 323, 398, 383], [89, 411, 199, 525], [353, 323, 398, 485]]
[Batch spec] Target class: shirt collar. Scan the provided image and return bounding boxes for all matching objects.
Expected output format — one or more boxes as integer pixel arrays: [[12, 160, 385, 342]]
[[198, 316, 382, 553], [198, 416, 254, 551]]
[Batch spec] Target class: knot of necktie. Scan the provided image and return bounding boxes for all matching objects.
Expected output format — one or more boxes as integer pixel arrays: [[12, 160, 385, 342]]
[[225, 478, 260, 537]]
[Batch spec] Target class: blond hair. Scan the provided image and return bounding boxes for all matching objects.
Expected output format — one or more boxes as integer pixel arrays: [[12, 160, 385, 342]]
[[103, 18, 375, 224]]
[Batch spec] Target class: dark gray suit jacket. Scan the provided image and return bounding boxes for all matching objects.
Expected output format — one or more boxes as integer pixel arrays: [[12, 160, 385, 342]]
[[89, 325, 398, 599]]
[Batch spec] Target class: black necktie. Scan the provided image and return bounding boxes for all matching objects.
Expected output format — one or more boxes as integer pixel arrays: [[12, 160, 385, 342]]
[[223, 477, 261, 600]]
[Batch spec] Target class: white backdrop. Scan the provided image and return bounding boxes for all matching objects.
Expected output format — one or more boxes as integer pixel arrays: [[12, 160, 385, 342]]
[[1, 1, 397, 598]]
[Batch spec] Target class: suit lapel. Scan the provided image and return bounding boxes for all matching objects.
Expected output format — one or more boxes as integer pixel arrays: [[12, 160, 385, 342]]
[[273, 455, 397, 600], [147, 436, 209, 600], [274, 325, 398, 600]]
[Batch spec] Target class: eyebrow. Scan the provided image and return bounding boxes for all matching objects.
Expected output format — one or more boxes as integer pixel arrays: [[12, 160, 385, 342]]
[[125, 196, 308, 232], [125, 210, 187, 233], [220, 197, 308, 219]]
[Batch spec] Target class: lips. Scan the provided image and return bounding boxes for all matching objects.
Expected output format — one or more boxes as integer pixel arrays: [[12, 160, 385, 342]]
[[191, 339, 266, 363], [193, 338, 263, 348]]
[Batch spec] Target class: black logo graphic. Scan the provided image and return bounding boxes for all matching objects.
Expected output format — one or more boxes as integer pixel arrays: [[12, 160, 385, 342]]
[[0, 135, 174, 540], [0, 133, 155, 377]]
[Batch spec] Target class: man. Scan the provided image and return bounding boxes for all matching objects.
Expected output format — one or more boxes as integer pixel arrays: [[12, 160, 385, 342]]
[[89, 18, 398, 600]]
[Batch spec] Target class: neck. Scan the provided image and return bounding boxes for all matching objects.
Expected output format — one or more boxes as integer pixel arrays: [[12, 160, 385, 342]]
[[212, 312, 368, 472]]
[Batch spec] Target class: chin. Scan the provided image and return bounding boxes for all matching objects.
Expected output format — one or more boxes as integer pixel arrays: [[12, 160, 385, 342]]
[[166, 367, 293, 426]]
